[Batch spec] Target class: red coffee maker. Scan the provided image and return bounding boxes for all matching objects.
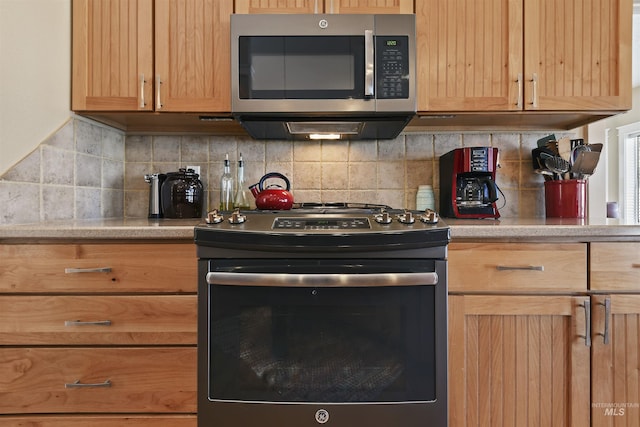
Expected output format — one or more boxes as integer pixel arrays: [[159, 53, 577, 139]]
[[439, 147, 500, 219]]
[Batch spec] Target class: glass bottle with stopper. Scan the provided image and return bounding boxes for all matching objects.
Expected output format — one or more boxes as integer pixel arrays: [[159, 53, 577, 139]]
[[219, 153, 234, 211], [234, 153, 250, 209]]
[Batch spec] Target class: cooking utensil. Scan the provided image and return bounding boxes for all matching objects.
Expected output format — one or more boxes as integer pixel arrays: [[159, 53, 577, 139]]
[[570, 144, 591, 166], [589, 143, 603, 152], [543, 154, 571, 180], [249, 172, 294, 210], [557, 137, 572, 163], [571, 150, 601, 179]]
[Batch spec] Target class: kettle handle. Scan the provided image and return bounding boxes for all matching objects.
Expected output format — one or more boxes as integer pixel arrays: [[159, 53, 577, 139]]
[[258, 172, 291, 191]]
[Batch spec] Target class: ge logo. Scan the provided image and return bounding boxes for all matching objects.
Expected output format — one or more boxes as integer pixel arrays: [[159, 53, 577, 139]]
[[318, 19, 328, 29], [315, 408, 330, 424]]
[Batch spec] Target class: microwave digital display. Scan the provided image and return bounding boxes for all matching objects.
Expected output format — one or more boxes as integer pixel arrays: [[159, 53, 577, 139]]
[[376, 36, 410, 99]]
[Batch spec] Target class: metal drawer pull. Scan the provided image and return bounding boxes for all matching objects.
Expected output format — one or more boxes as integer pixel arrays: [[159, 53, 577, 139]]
[[207, 272, 438, 287], [581, 300, 591, 347], [64, 267, 112, 274], [496, 265, 544, 271], [598, 297, 611, 345], [64, 320, 112, 327], [65, 379, 112, 389], [632, 263, 640, 268]]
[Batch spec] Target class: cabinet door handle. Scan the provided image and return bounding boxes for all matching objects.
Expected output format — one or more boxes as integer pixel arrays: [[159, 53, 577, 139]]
[[581, 299, 591, 347], [65, 379, 112, 389], [598, 297, 611, 345], [64, 320, 112, 327], [516, 73, 523, 109], [156, 74, 163, 109], [631, 263, 640, 268], [530, 73, 538, 108], [64, 267, 112, 274], [496, 265, 544, 271], [139, 73, 146, 108]]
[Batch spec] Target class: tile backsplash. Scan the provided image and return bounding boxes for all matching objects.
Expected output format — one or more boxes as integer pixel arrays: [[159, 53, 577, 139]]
[[0, 117, 124, 225], [1, 116, 567, 225]]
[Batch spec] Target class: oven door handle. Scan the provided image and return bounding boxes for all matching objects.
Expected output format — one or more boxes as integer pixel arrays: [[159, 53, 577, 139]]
[[206, 271, 438, 287]]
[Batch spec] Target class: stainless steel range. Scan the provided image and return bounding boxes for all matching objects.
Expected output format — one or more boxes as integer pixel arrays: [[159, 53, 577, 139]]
[[194, 204, 449, 427]]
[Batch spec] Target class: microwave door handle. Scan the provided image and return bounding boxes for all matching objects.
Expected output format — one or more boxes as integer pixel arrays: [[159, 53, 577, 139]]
[[207, 271, 438, 287], [365, 29, 374, 97]]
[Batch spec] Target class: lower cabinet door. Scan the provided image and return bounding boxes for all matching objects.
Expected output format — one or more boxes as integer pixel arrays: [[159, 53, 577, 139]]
[[0, 347, 196, 414], [448, 295, 591, 427], [0, 415, 196, 427], [591, 294, 640, 426]]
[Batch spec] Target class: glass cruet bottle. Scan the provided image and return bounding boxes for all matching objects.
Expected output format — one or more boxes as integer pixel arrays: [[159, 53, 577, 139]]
[[233, 153, 250, 209], [219, 153, 234, 211]]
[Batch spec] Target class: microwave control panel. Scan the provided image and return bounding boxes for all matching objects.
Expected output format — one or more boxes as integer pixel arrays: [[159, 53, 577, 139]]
[[376, 36, 410, 99]]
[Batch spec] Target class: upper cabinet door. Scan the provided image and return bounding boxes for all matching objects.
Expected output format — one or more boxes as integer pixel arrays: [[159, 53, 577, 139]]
[[235, 0, 318, 14], [416, 0, 523, 112], [155, 0, 233, 112], [330, 0, 413, 14], [234, 0, 413, 14], [523, 0, 632, 111], [72, 0, 154, 111]]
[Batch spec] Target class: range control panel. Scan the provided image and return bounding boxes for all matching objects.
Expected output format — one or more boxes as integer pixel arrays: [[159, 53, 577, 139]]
[[273, 217, 371, 230]]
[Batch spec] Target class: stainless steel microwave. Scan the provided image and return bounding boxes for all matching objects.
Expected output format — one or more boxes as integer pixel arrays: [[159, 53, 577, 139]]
[[230, 14, 416, 140]]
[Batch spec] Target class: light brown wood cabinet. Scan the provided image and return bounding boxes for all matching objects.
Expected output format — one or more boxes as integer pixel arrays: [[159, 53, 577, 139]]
[[450, 241, 640, 426], [448, 242, 591, 427], [449, 294, 591, 427], [448, 242, 587, 293], [416, 0, 632, 112], [0, 242, 197, 426], [235, 0, 413, 14], [589, 242, 640, 426], [72, 0, 232, 112]]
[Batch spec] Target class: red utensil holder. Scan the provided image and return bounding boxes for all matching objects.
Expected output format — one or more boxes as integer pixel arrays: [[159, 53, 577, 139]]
[[544, 179, 586, 218]]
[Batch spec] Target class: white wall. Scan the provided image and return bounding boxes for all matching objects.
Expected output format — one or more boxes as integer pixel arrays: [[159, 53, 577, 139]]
[[0, 0, 71, 176]]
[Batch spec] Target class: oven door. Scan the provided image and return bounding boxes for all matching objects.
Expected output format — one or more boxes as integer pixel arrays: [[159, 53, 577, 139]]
[[199, 258, 447, 427]]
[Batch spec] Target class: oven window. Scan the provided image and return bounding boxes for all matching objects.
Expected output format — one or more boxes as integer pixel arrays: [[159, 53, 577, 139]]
[[207, 262, 437, 403], [238, 36, 365, 99]]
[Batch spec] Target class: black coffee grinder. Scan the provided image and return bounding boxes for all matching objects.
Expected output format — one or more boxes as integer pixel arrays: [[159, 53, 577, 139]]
[[439, 147, 500, 219]]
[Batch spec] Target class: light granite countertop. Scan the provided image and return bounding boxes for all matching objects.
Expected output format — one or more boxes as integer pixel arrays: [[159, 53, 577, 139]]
[[1, 217, 640, 242]]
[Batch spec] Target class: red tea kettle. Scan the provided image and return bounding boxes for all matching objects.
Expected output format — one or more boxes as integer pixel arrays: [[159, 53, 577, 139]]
[[249, 172, 294, 210]]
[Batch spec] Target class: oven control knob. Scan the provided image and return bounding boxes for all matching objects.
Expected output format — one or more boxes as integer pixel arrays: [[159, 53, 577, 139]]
[[373, 211, 392, 225], [228, 208, 247, 225], [397, 210, 415, 224], [419, 209, 439, 224], [205, 209, 224, 224]]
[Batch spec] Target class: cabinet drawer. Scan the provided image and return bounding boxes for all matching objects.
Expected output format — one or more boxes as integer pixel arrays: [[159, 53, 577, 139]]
[[0, 243, 196, 293], [0, 347, 196, 414], [448, 243, 587, 292], [0, 295, 197, 345], [590, 242, 640, 291], [0, 415, 196, 427]]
